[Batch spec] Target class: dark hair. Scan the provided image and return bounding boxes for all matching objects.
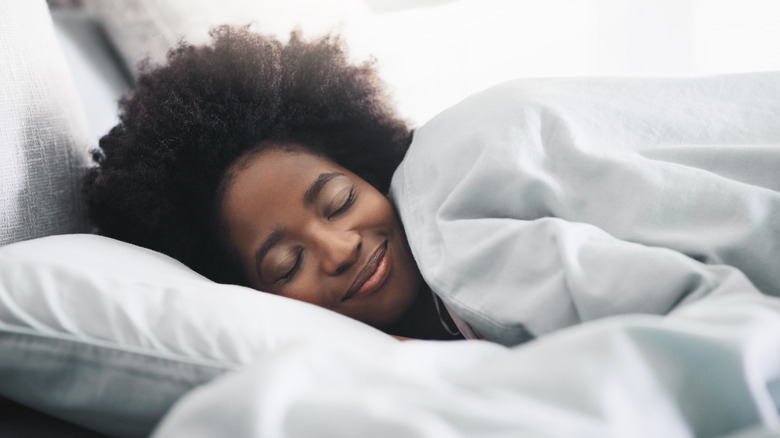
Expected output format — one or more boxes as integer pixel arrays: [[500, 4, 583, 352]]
[[83, 26, 411, 284]]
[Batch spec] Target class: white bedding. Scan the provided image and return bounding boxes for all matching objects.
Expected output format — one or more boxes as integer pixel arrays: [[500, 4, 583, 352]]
[[391, 73, 780, 345], [154, 294, 780, 438]]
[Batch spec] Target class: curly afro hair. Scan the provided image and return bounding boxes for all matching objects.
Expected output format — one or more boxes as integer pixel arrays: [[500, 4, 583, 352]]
[[84, 26, 411, 284]]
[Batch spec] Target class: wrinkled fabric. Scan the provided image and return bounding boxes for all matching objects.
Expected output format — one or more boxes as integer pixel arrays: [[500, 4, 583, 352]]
[[390, 74, 780, 345], [154, 294, 780, 438]]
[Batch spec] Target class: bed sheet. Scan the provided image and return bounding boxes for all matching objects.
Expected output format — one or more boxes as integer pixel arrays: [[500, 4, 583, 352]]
[[153, 293, 780, 438]]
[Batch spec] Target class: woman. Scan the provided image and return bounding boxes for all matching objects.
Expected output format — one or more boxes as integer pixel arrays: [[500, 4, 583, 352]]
[[84, 26, 460, 341], [85, 27, 780, 345]]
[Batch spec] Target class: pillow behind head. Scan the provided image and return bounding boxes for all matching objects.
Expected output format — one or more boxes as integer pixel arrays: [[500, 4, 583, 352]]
[[0, 234, 393, 437], [0, 0, 92, 245]]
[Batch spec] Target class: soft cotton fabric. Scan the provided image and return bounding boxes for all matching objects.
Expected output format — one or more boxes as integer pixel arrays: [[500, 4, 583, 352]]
[[390, 74, 780, 345], [153, 293, 780, 438], [0, 234, 393, 437]]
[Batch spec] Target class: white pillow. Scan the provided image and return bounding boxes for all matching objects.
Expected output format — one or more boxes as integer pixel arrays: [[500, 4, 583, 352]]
[[0, 234, 393, 437]]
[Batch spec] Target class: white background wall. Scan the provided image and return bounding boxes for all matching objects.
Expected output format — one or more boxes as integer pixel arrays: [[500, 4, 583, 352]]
[[330, 0, 780, 125], [56, 0, 780, 133]]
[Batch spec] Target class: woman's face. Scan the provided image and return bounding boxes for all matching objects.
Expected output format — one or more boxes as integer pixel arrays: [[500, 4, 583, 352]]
[[220, 147, 422, 329]]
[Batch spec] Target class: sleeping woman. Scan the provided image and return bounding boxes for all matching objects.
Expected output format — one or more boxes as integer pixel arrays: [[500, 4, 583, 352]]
[[84, 26, 780, 345]]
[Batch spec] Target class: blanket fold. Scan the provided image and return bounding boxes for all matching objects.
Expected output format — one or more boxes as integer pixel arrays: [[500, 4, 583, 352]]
[[390, 73, 780, 345]]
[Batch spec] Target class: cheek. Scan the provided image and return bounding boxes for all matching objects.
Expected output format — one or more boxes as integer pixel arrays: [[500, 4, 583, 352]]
[[361, 193, 397, 227], [278, 280, 326, 306], [277, 269, 344, 309]]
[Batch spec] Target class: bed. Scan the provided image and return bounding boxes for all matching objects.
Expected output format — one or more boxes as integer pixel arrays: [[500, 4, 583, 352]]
[[2, 1, 780, 437]]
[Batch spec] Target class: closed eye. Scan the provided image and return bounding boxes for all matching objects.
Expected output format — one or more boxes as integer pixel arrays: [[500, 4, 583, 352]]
[[277, 249, 302, 283], [327, 187, 356, 219]]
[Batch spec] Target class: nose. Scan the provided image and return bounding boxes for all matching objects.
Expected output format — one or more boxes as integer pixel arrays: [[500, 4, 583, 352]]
[[308, 225, 360, 276]]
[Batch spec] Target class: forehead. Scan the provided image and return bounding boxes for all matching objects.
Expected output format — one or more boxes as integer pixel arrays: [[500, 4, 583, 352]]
[[221, 148, 344, 230], [228, 148, 339, 196]]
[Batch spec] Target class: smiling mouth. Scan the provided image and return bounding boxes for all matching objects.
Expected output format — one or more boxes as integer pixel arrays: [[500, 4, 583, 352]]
[[343, 240, 390, 302]]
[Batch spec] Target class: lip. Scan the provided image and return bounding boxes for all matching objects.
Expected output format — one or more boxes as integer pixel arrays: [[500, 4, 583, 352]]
[[343, 240, 390, 302]]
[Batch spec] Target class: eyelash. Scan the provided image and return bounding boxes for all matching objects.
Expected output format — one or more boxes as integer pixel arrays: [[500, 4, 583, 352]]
[[278, 248, 302, 283], [327, 187, 356, 220]]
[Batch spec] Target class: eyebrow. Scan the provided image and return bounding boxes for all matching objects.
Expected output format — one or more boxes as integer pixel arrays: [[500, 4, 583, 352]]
[[255, 229, 284, 282], [303, 172, 344, 207]]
